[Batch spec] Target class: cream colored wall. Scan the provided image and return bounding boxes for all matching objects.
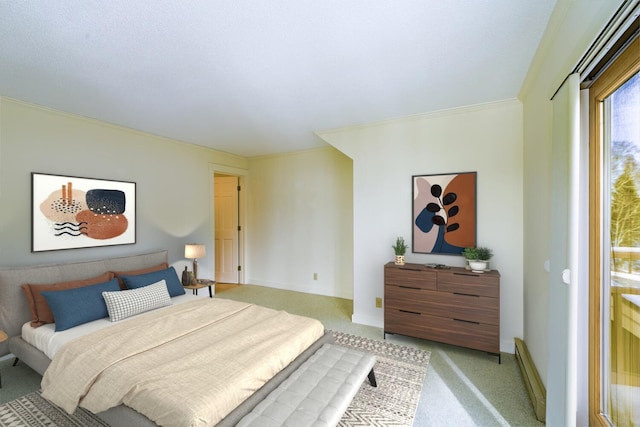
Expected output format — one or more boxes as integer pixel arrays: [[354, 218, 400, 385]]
[[0, 97, 354, 301], [519, 0, 624, 391], [319, 99, 524, 352], [246, 148, 353, 299], [0, 97, 248, 277]]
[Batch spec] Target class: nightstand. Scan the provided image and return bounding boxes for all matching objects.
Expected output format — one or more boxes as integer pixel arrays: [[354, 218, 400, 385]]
[[183, 279, 215, 298], [0, 330, 7, 388]]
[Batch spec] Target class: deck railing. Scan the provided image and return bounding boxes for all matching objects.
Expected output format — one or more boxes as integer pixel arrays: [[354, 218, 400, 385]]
[[612, 247, 640, 275]]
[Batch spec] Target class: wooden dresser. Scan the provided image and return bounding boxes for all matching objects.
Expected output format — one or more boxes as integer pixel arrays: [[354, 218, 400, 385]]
[[384, 262, 501, 362]]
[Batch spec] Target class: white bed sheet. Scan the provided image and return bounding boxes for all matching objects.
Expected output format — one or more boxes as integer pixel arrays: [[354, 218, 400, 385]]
[[21, 294, 197, 360]]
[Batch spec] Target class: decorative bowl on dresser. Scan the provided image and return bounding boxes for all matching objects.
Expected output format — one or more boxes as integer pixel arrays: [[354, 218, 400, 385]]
[[384, 262, 501, 363]]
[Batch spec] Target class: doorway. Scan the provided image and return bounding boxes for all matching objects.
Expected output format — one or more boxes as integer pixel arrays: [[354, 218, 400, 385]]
[[214, 173, 242, 284]]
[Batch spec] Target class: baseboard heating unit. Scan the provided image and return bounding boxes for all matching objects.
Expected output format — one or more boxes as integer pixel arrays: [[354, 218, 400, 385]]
[[515, 338, 546, 422]]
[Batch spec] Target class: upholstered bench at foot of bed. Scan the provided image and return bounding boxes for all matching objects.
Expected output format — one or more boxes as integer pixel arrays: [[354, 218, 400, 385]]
[[237, 343, 377, 427]]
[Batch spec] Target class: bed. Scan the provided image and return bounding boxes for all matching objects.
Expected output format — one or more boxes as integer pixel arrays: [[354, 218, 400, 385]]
[[0, 251, 332, 426]]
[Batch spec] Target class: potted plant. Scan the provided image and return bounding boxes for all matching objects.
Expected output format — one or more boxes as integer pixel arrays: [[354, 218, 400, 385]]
[[476, 247, 493, 262], [392, 237, 408, 265], [462, 246, 493, 272], [462, 247, 478, 261]]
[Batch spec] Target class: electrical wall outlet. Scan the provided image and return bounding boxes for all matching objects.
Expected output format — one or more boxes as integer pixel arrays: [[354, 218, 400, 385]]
[[375, 297, 382, 308], [313, 273, 318, 280]]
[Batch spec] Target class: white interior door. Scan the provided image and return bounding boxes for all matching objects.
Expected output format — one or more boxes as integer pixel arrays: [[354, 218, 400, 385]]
[[214, 176, 239, 283]]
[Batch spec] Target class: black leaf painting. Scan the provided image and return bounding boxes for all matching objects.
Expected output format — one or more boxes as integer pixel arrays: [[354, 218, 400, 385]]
[[412, 172, 476, 254]]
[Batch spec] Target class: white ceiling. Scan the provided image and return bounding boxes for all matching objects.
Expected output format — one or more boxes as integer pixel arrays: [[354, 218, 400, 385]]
[[0, 1, 557, 157]]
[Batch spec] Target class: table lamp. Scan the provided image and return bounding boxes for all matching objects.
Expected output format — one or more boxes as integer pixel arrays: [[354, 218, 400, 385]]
[[185, 243, 206, 279]]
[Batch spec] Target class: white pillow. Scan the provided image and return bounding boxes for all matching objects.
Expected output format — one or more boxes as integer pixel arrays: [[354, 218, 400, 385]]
[[102, 279, 172, 322]]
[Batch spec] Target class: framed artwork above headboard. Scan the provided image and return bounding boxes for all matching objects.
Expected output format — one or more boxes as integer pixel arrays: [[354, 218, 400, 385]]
[[32, 172, 136, 252]]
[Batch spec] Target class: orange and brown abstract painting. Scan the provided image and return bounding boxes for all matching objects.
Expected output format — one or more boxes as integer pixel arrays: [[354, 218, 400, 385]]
[[412, 172, 476, 254], [32, 173, 135, 251]]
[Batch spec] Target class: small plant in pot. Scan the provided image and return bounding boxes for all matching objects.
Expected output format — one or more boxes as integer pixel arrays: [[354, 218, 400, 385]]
[[392, 237, 408, 265], [462, 246, 493, 272]]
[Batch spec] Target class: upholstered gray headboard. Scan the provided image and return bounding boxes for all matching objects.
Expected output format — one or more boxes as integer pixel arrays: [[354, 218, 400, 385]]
[[0, 250, 168, 356]]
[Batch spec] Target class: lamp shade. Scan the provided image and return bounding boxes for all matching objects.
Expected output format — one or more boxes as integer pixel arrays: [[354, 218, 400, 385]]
[[185, 244, 205, 259]]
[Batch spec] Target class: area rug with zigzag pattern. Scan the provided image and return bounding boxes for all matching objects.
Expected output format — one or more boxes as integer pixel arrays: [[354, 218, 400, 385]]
[[333, 330, 430, 426], [0, 331, 430, 427]]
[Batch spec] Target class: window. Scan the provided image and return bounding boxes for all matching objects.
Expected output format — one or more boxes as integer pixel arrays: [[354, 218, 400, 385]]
[[590, 35, 640, 426]]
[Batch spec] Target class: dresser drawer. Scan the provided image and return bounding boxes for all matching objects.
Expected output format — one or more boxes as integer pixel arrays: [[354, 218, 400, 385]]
[[437, 270, 499, 298], [385, 287, 499, 325], [385, 285, 431, 314], [384, 266, 436, 290], [385, 310, 499, 354]]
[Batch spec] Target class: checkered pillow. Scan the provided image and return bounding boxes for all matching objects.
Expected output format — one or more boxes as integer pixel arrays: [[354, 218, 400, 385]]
[[102, 280, 172, 322]]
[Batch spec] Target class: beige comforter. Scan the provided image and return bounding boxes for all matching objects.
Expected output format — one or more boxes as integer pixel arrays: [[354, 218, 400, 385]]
[[41, 298, 324, 427]]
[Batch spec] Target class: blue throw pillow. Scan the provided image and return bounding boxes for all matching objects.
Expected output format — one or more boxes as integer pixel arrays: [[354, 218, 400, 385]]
[[41, 278, 121, 331], [121, 267, 185, 297]]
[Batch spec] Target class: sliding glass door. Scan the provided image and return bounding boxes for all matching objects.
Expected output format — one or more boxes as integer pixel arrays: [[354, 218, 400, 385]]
[[590, 36, 640, 426]]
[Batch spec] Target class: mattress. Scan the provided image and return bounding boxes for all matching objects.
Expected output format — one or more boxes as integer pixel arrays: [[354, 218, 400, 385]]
[[21, 293, 197, 359]]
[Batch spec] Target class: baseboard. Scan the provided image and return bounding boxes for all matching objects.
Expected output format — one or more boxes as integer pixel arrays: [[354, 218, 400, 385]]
[[514, 338, 546, 422], [351, 312, 383, 329], [248, 279, 352, 300], [501, 338, 515, 354]]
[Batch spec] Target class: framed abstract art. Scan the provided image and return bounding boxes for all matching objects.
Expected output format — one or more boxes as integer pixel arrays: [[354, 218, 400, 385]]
[[412, 172, 476, 255], [32, 173, 136, 252]]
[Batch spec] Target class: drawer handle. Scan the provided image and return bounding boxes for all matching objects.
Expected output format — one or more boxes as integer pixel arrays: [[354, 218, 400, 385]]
[[452, 272, 481, 277], [399, 285, 421, 290], [400, 268, 422, 271], [454, 318, 480, 325], [399, 309, 421, 315], [453, 292, 480, 298]]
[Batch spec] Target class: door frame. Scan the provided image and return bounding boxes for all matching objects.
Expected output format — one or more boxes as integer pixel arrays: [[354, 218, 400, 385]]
[[209, 163, 248, 284]]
